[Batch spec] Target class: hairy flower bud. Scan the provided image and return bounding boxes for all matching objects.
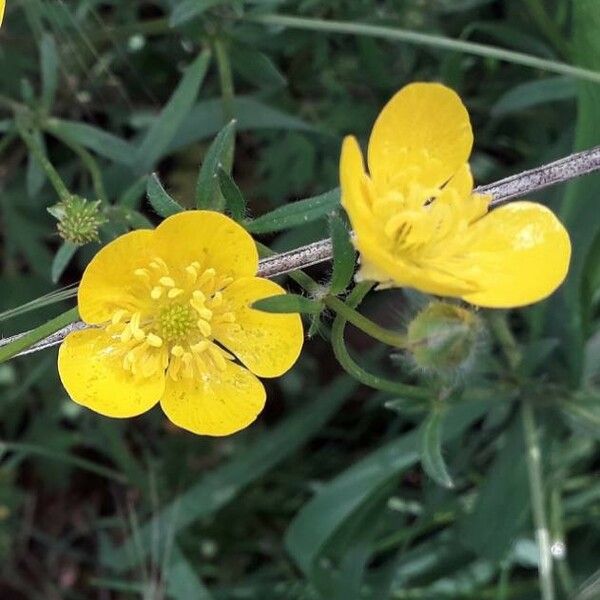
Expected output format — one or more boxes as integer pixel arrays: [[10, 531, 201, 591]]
[[48, 196, 106, 245], [406, 302, 482, 376]]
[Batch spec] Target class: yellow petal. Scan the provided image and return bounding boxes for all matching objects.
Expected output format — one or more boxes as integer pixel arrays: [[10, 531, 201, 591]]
[[461, 201, 571, 308], [154, 210, 258, 279], [58, 329, 164, 418], [368, 82, 473, 190], [0, 0, 5, 26], [160, 361, 266, 436], [214, 277, 304, 378], [78, 229, 155, 324]]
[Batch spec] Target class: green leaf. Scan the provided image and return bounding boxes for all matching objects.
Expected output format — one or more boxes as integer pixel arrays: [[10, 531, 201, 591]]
[[0, 307, 79, 364], [40, 33, 59, 111], [285, 396, 490, 575], [457, 415, 529, 561], [170, 0, 228, 26], [26, 129, 47, 197], [51, 242, 77, 284], [133, 49, 211, 173], [46, 119, 134, 164], [230, 41, 287, 89], [217, 166, 246, 221], [102, 374, 357, 573], [195, 120, 236, 210], [247, 188, 340, 234], [491, 76, 576, 117], [167, 96, 316, 154], [329, 212, 356, 295], [252, 294, 322, 315], [420, 408, 454, 489], [146, 173, 184, 217], [167, 546, 214, 600]]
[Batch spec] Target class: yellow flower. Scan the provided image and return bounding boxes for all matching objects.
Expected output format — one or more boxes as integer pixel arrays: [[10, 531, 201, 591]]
[[58, 211, 304, 436], [0, 0, 5, 26], [340, 82, 571, 308]]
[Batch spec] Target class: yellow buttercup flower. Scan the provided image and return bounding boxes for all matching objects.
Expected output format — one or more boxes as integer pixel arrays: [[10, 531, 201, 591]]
[[58, 211, 304, 436], [340, 82, 571, 308]]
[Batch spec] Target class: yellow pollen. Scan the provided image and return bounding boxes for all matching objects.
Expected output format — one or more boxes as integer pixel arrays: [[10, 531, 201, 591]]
[[168, 287, 184, 299], [146, 333, 163, 348], [171, 345, 184, 357], [197, 319, 212, 337], [151, 286, 163, 299]]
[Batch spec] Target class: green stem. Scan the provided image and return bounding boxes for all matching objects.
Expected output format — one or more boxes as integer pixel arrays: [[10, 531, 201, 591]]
[[550, 486, 574, 595], [0, 307, 79, 363], [331, 283, 429, 402], [324, 294, 407, 348], [246, 14, 600, 84], [521, 401, 555, 600], [488, 312, 521, 371], [213, 36, 235, 124], [16, 120, 71, 201]]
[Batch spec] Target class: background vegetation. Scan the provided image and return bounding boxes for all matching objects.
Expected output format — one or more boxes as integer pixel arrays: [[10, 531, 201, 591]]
[[0, 1, 599, 598]]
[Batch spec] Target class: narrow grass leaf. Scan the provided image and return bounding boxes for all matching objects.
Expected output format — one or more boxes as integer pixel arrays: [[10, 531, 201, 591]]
[[420, 408, 454, 489], [103, 375, 357, 572], [230, 42, 287, 89], [246, 188, 340, 234], [147, 173, 184, 217], [134, 50, 211, 173], [46, 119, 134, 165], [217, 166, 246, 221], [51, 241, 77, 284], [40, 33, 58, 110], [329, 212, 356, 295], [170, 0, 227, 27], [195, 120, 236, 210], [253, 294, 322, 314]]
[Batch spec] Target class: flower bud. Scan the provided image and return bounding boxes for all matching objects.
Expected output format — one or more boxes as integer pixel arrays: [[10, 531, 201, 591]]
[[406, 301, 481, 376], [48, 196, 106, 245]]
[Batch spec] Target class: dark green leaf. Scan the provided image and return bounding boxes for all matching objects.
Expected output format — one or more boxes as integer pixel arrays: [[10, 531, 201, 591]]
[[26, 129, 46, 197], [329, 212, 356, 294], [217, 167, 246, 222], [146, 173, 184, 218], [170, 0, 228, 26], [230, 42, 287, 89], [195, 120, 236, 210], [133, 50, 211, 173], [253, 294, 322, 315], [46, 119, 134, 164], [420, 408, 454, 489], [247, 188, 340, 234], [40, 33, 58, 111], [51, 242, 77, 284]]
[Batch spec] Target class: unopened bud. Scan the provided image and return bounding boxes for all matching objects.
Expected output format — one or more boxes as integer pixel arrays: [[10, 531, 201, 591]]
[[406, 302, 481, 376], [48, 196, 106, 245]]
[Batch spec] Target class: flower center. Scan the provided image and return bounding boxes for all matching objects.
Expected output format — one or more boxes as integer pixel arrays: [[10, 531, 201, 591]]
[[158, 303, 196, 343], [105, 257, 239, 381]]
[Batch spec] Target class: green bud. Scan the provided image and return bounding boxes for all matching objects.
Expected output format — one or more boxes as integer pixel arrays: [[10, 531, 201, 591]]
[[48, 196, 106, 246], [406, 302, 482, 376]]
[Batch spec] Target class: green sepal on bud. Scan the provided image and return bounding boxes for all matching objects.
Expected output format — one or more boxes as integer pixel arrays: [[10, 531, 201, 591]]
[[48, 196, 106, 246], [406, 302, 482, 377]]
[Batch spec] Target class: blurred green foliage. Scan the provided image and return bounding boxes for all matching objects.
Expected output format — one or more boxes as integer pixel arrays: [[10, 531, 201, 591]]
[[0, 1, 599, 599]]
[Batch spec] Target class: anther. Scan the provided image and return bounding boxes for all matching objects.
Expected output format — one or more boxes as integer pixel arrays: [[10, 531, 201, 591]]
[[171, 345, 184, 357], [167, 288, 184, 299], [159, 276, 176, 288], [197, 319, 212, 337], [209, 345, 227, 371], [111, 309, 127, 325], [134, 268, 151, 282], [198, 268, 216, 287], [190, 340, 209, 353], [147, 333, 163, 347], [151, 286, 163, 300]]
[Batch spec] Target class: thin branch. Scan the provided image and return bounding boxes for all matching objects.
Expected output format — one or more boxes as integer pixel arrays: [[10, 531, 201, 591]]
[[2, 144, 600, 357]]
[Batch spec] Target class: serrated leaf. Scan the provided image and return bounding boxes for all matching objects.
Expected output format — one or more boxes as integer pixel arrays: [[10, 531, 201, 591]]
[[329, 212, 356, 295], [252, 294, 322, 315], [420, 409, 454, 489], [51, 242, 77, 284], [246, 188, 340, 234], [134, 50, 211, 173], [195, 120, 236, 210], [217, 167, 246, 221], [147, 173, 184, 218]]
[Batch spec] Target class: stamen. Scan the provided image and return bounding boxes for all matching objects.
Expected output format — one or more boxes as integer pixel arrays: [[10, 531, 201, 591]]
[[208, 345, 227, 371], [171, 345, 184, 357], [134, 268, 151, 283], [159, 276, 175, 288], [198, 268, 216, 287], [197, 319, 212, 337], [147, 333, 163, 348], [151, 286, 163, 300], [167, 288, 184, 299]]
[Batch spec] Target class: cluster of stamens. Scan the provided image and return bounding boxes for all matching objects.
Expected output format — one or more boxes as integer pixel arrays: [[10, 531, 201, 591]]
[[105, 257, 239, 381]]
